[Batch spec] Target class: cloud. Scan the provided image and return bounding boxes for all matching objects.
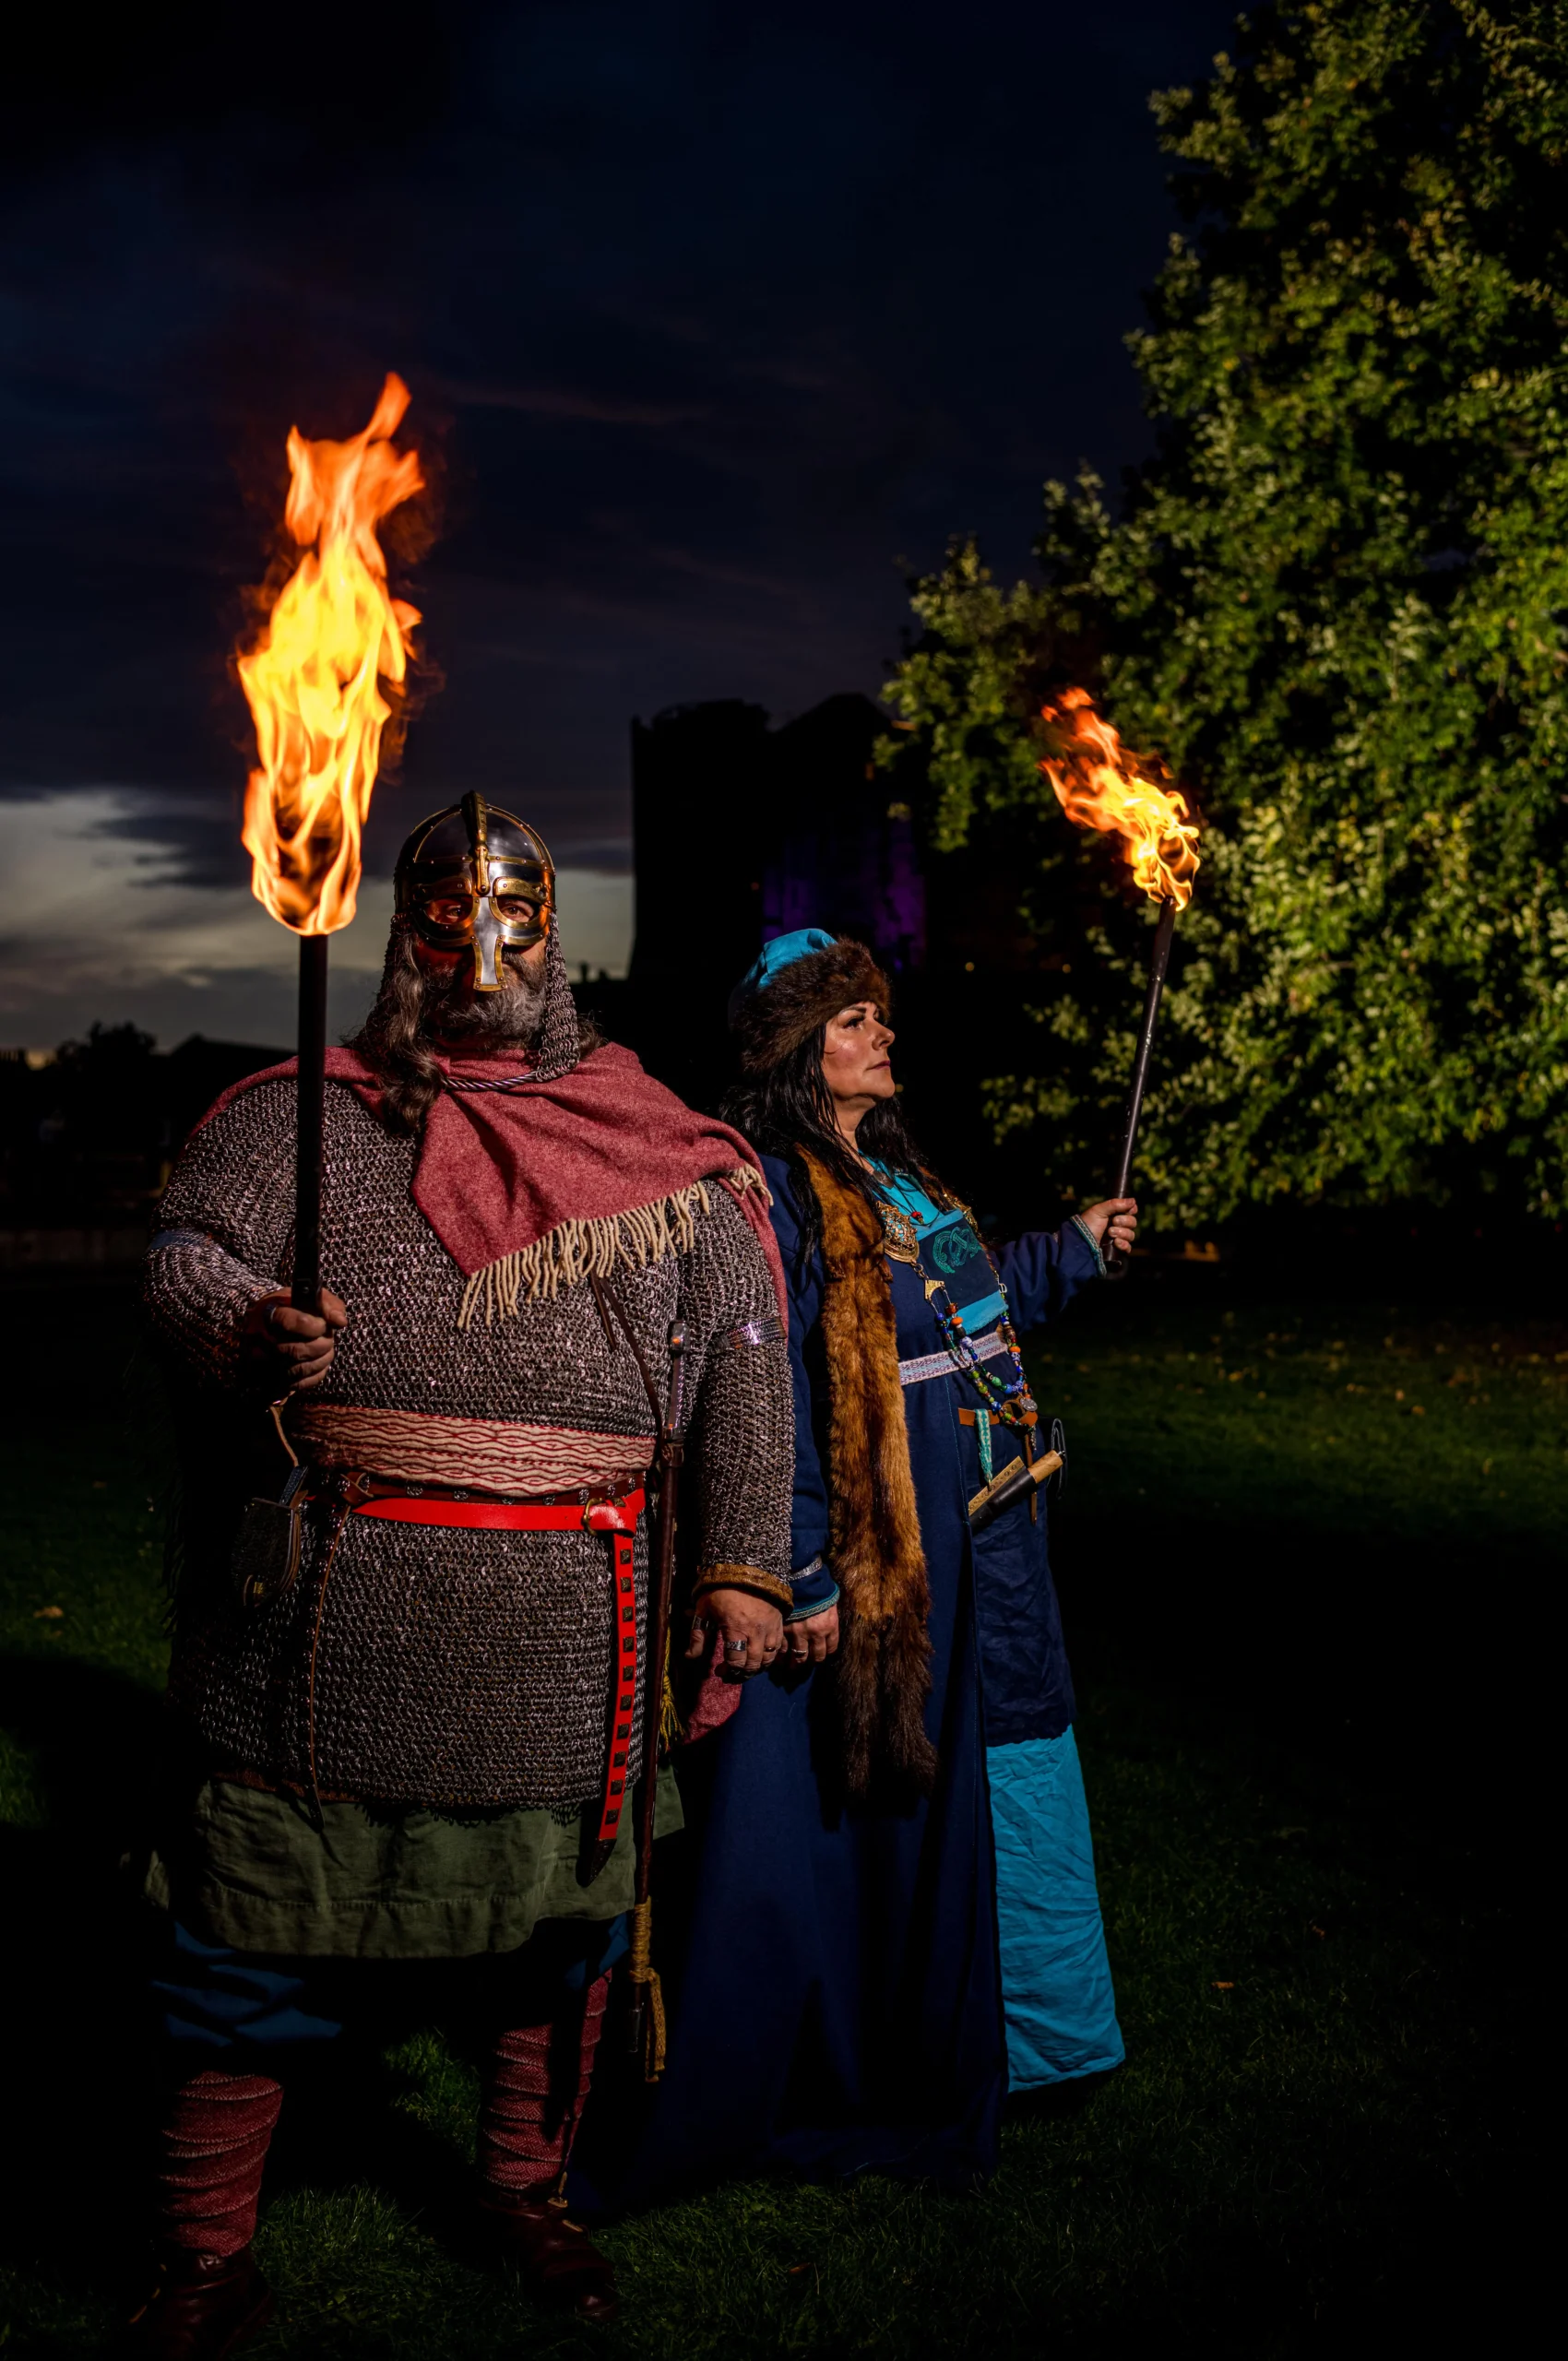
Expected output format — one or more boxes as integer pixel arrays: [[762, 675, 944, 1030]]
[[0, 790, 630, 1051]]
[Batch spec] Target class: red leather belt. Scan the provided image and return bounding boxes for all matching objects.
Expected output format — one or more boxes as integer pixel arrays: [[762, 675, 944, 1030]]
[[351, 1486, 646, 1531], [317, 1472, 647, 1851]]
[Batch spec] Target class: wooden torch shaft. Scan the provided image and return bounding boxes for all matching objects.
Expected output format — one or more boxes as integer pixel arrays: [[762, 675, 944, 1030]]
[[1104, 896, 1177, 1280], [291, 933, 329, 1315]]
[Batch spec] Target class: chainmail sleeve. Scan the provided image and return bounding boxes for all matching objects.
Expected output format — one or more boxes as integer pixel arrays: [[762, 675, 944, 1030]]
[[675, 1187, 794, 1611], [143, 1082, 297, 1391]]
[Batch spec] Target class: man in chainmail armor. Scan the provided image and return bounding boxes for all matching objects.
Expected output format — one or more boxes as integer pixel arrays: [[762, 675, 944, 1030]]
[[131, 796, 793, 2353]]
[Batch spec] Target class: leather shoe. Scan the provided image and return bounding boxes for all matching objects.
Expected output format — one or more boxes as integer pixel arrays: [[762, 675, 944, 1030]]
[[481, 2194, 620, 2322], [124, 2245, 275, 2359]]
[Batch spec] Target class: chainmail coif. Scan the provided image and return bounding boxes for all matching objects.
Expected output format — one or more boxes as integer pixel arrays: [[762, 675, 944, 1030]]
[[530, 918, 589, 1083]]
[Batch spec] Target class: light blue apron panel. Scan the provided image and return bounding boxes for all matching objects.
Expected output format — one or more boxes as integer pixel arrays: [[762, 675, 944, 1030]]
[[987, 1725, 1125, 2089]]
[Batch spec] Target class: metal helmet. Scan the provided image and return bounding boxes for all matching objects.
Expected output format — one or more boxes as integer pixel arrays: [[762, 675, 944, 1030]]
[[394, 793, 555, 991]]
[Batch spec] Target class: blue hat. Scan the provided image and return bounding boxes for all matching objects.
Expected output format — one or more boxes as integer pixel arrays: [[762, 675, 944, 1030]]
[[728, 931, 891, 1068], [726, 928, 838, 1026]]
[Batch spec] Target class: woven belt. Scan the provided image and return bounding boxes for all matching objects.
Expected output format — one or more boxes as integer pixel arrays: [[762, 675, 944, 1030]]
[[319, 1473, 646, 1846], [897, 1329, 1011, 1388]]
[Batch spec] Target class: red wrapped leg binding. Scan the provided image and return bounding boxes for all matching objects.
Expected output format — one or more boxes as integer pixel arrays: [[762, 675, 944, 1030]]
[[477, 1973, 611, 2198], [476, 1976, 619, 2321], [126, 2071, 283, 2355], [155, 2070, 283, 2257]]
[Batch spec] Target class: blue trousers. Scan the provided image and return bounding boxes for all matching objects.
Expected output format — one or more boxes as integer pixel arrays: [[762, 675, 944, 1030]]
[[148, 1914, 630, 2058]]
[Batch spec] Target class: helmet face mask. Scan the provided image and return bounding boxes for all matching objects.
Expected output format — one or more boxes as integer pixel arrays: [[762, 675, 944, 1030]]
[[395, 792, 555, 991]]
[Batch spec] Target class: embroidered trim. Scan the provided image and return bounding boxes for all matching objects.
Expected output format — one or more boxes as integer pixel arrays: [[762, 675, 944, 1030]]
[[786, 1583, 841, 1623], [291, 1404, 654, 1494], [897, 1328, 1011, 1387]]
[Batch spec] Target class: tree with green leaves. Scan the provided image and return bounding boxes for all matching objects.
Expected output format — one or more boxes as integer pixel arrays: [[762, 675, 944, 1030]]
[[882, 0, 1568, 1228]]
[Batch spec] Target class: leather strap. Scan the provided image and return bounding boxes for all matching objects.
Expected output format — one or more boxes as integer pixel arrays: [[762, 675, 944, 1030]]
[[588, 1276, 684, 1872], [351, 1489, 645, 1532], [588, 1275, 666, 1432], [598, 1526, 639, 1847]]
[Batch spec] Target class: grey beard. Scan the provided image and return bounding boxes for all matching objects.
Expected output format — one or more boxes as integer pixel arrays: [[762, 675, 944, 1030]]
[[346, 931, 554, 1135], [425, 960, 547, 1051]]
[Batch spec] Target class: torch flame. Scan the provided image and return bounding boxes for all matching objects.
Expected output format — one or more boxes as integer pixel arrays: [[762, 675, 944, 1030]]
[[1040, 686, 1200, 908], [239, 374, 423, 934]]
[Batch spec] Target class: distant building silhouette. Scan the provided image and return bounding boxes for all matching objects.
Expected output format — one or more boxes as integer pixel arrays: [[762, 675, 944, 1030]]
[[608, 690, 1039, 1123], [628, 692, 922, 998], [628, 689, 1042, 992]]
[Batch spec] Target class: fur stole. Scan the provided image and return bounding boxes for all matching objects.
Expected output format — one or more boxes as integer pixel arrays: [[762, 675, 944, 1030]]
[[802, 1150, 937, 1800]]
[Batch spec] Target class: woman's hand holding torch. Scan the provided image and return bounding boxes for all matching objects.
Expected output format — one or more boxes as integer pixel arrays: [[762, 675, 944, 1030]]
[[1075, 1197, 1140, 1268], [1039, 689, 1200, 1277]]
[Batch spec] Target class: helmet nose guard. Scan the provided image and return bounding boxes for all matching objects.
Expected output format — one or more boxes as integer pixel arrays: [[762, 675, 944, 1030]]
[[394, 792, 555, 991]]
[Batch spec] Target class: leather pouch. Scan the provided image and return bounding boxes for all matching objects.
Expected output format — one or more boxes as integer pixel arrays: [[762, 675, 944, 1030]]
[[232, 1464, 308, 1611]]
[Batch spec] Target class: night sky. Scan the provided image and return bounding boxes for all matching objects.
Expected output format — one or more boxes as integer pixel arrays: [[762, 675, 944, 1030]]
[[1, 0, 1236, 1050]]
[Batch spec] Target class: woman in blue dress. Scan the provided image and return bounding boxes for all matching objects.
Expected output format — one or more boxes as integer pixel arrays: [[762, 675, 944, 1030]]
[[582, 928, 1135, 2201]]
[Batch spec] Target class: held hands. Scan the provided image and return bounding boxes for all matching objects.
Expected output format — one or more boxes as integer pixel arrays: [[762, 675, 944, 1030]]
[[243, 1289, 349, 1394], [1075, 1196, 1138, 1261], [784, 1604, 839, 1666], [686, 1590, 840, 1679], [686, 1588, 783, 1679]]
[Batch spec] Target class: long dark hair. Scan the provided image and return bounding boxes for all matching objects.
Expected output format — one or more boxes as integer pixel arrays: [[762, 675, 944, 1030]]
[[720, 1026, 950, 1265]]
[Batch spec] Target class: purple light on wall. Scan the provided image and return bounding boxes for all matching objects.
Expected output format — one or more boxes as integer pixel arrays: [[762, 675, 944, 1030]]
[[762, 812, 925, 969], [878, 815, 925, 967]]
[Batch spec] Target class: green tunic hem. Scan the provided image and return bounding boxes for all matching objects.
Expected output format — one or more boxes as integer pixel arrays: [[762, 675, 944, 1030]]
[[145, 1768, 683, 1962]]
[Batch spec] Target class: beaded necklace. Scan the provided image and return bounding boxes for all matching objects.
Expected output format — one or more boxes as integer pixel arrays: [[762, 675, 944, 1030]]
[[873, 1178, 1038, 1433]]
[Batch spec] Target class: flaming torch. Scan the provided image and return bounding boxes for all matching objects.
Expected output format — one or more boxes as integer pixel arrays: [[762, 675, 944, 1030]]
[[1040, 686, 1200, 1279], [237, 374, 423, 1311]]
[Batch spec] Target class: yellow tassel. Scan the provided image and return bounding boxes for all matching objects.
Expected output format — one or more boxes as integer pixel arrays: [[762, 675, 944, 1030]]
[[627, 1897, 668, 2080], [628, 1894, 654, 1978], [659, 1633, 684, 1750]]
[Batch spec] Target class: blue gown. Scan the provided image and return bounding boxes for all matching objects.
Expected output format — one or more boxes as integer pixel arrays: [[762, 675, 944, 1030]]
[[576, 1162, 1122, 2204]]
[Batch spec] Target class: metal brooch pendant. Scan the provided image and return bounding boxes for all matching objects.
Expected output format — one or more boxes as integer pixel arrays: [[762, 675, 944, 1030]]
[[878, 1203, 921, 1265]]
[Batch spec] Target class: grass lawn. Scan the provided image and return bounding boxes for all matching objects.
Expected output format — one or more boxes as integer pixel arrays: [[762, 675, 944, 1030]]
[[0, 1265, 1555, 2355]]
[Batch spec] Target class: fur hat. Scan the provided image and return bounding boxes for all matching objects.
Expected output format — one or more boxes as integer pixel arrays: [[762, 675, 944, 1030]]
[[731, 934, 892, 1075]]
